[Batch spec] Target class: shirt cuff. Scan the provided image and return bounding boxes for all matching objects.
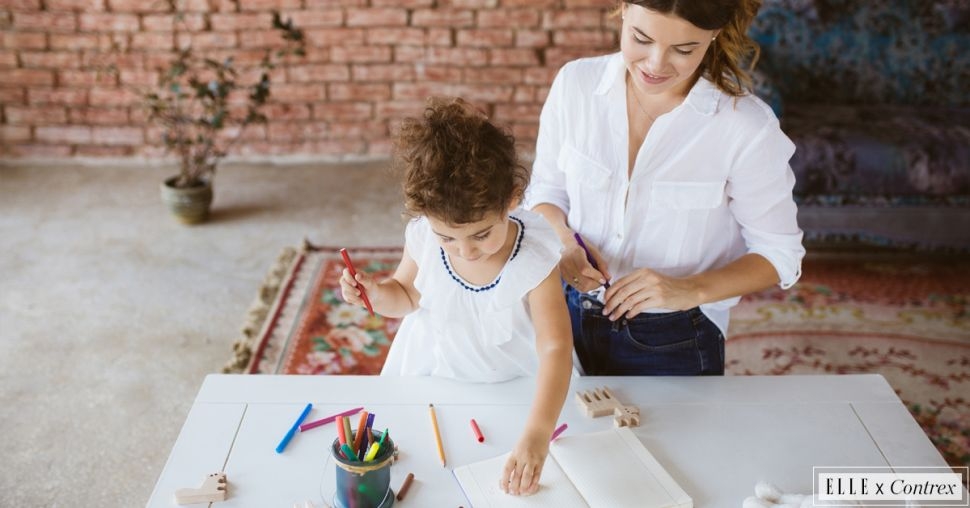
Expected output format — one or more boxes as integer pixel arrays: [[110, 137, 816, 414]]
[[749, 245, 804, 290]]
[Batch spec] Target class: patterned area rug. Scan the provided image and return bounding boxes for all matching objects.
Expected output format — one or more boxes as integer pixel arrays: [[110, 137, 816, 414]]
[[225, 244, 969, 467]]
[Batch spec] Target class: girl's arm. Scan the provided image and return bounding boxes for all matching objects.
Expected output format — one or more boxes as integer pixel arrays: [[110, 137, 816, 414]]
[[501, 269, 573, 495], [339, 243, 421, 318]]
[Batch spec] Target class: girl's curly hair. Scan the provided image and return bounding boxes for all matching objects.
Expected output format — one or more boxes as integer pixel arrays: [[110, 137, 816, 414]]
[[395, 97, 529, 225]]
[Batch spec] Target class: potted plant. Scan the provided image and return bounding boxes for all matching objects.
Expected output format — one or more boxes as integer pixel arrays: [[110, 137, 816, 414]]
[[99, 3, 304, 224]]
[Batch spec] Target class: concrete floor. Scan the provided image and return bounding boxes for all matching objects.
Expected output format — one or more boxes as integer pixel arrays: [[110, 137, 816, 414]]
[[0, 161, 405, 507]]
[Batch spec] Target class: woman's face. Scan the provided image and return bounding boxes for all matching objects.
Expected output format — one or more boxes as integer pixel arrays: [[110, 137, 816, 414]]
[[620, 3, 718, 98]]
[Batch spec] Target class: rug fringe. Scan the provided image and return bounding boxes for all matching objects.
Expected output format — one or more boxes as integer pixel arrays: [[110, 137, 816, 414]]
[[222, 245, 301, 373]]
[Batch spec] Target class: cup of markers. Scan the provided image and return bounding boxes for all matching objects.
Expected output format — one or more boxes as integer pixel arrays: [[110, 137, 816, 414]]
[[332, 414, 395, 508]]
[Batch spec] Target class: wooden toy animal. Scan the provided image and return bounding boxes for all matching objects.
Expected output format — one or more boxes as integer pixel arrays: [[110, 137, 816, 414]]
[[175, 472, 227, 505], [576, 386, 640, 427]]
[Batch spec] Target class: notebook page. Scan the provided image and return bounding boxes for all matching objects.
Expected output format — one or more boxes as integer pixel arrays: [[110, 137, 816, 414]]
[[550, 428, 691, 508], [453, 452, 590, 508]]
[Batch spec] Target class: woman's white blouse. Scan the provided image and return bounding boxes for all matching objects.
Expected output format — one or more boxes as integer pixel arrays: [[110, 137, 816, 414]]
[[525, 52, 805, 336]]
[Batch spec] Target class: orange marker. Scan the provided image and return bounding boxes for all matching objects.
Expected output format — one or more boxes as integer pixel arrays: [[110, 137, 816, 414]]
[[340, 248, 374, 316], [353, 411, 369, 456]]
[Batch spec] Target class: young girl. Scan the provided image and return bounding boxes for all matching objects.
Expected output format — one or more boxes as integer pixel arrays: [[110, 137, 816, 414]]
[[340, 97, 573, 496]]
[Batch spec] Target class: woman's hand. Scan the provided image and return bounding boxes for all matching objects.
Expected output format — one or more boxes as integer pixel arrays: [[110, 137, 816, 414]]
[[338, 268, 378, 309], [499, 430, 549, 496], [560, 234, 611, 292], [603, 268, 700, 320]]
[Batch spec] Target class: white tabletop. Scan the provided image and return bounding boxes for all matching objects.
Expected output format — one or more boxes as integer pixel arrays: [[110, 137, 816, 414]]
[[146, 374, 946, 508]]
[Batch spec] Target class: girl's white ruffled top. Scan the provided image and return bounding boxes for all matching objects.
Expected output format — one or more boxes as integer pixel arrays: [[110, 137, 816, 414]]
[[381, 209, 562, 383]]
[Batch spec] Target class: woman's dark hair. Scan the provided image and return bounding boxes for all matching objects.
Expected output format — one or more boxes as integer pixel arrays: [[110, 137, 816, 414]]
[[623, 0, 763, 96], [395, 97, 529, 224]]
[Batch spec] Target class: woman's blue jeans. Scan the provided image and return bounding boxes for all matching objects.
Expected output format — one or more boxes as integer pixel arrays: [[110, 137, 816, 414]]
[[565, 285, 725, 376]]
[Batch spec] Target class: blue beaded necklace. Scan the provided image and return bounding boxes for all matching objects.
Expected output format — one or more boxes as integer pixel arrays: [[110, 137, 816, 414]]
[[439, 216, 525, 292]]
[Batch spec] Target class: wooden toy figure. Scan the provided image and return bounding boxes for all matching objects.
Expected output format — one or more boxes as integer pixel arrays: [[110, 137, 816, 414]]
[[576, 386, 641, 427], [175, 472, 227, 505]]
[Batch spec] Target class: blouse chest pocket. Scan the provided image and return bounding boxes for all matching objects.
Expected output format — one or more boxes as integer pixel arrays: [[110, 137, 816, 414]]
[[559, 144, 612, 228], [649, 181, 726, 210]]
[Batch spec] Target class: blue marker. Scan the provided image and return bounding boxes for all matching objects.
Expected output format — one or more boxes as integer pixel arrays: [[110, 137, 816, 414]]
[[276, 403, 312, 453]]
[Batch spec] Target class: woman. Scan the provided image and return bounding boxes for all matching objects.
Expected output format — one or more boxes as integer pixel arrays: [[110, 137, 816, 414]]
[[526, 0, 805, 375]]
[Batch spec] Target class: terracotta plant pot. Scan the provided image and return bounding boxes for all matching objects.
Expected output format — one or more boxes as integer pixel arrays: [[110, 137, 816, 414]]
[[160, 176, 213, 224]]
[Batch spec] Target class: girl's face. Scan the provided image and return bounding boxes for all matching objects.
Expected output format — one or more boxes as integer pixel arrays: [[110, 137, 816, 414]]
[[428, 211, 512, 264], [620, 4, 718, 98]]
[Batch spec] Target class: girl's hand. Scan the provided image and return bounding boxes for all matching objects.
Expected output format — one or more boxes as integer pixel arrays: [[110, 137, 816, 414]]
[[338, 268, 378, 308], [560, 234, 611, 292], [499, 431, 549, 496], [603, 268, 700, 320]]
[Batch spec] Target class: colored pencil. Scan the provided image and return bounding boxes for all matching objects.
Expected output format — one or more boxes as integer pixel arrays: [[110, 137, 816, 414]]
[[339, 248, 374, 316], [276, 403, 312, 454], [300, 406, 363, 432], [573, 233, 610, 288], [428, 404, 446, 466], [396, 473, 415, 501], [550, 422, 568, 442], [469, 419, 485, 443]]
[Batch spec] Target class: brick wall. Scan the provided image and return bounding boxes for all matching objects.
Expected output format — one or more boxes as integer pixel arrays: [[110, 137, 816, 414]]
[[0, 0, 619, 161]]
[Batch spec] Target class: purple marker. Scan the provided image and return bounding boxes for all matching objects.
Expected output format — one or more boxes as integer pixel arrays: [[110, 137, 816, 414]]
[[573, 233, 609, 288]]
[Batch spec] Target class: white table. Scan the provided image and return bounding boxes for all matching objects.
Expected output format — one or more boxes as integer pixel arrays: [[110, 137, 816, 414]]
[[146, 374, 946, 507]]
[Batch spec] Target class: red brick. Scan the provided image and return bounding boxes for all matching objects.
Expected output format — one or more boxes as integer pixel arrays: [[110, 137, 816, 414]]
[[88, 87, 139, 106], [543, 10, 605, 29], [210, 13, 273, 31], [375, 100, 425, 119], [130, 32, 174, 50], [13, 12, 77, 32], [20, 51, 82, 69], [0, 88, 27, 105], [36, 126, 92, 144], [267, 121, 328, 141], [69, 107, 130, 125], [310, 139, 367, 157], [427, 28, 452, 46], [327, 120, 387, 139], [287, 64, 350, 82], [553, 29, 615, 48], [304, 28, 364, 47], [351, 64, 415, 82], [10, 144, 73, 157], [90, 126, 143, 145], [49, 34, 98, 50], [494, 103, 542, 121], [536, 85, 551, 102], [279, 9, 342, 27], [446, 0, 497, 7], [3, 32, 48, 50], [524, 67, 559, 85], [392, 82, 455, 101], [0, 69, 55, 86], [178, 31, 238, 49], [234, 30, 285, 49], [79, 13, 140, 32], [565, 0, 614, 6], [477, 9, 540, 28], [59, 70, 115, 87], [545, 47, 599, 67], [269, 83, 327, 102], [451, 83, 514, 103], [141, 14, 174, 31], [346, 9, 408, 27], [4, 106, 67, 125], [395, 46, 487, 66], [107, 0, 169, 12], [457, 29, 514, 48], [313, 102, 373, 121], [329, 82, 391, 101], [464, 66, 523, 84], [372, 0, 431, 6], [502, 0, 556, 6], [367, 138, 392, 156], [411, 9, 474, 28], [75, 145, 135, 156], [262, 103, 312, 120], [513, 85, 536, 102], [119, 69, 160, 87], [0, 126, 32, 143], [511, 122, 539, 143], [366, 28, 428, 46], [305, 0, 366, 8], [4, 0, 42, 9], [331, 45, 391, 64], [28, 88, 88, 106], [489, 48, 539, 66], [238, 0, 303, 10], [515, 30, 550, 48], [416, 65, 462, 82], [0, 51, 16, 68]]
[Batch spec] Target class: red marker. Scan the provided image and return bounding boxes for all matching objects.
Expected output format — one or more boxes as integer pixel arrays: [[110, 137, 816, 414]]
[[340, 248, 374, 316], [469, 419, 485, 443]]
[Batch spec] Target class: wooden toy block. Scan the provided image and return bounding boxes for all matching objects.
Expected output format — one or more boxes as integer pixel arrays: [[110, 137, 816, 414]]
[[576, 386, 641, 427], [175, 472, 227, 505]]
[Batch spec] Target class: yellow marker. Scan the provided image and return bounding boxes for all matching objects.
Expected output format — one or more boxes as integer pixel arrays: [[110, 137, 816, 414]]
[[363, 441, 380, 461]]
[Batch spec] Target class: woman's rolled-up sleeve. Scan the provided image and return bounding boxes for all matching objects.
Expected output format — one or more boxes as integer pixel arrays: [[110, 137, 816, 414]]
[[727, 119, 805, 289]]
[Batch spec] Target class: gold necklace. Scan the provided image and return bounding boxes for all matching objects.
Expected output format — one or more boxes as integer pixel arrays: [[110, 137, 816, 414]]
[[627, 76, 656, 122]]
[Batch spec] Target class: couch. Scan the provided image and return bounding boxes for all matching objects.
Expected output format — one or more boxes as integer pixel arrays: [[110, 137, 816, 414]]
[[749, 0, 970, 251]]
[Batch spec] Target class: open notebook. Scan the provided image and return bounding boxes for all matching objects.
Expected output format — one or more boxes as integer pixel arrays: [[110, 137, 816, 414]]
[[453, 427, 692, 508]]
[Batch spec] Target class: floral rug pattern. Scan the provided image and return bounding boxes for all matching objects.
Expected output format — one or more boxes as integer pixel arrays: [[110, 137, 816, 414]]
[[243, 247, 969, 467]]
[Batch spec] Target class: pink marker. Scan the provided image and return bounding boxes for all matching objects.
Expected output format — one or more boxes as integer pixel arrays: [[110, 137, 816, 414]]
[[300, 406, 364, 432], [550, 422, 568, 442]]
